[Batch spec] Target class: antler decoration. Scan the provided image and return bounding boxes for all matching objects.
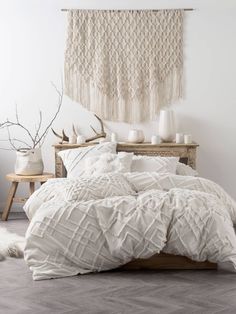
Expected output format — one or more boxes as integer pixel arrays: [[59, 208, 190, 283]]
[[86, 114, 106, 142], [51, 114, 106, 144], [51, 128, 69, 143]]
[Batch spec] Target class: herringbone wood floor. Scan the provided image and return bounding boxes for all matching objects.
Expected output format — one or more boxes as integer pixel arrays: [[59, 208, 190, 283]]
[[0, 214, 236, 314]]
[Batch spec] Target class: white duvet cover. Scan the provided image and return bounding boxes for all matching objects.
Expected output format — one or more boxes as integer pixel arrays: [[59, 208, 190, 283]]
[[24, 173, 236, 280]]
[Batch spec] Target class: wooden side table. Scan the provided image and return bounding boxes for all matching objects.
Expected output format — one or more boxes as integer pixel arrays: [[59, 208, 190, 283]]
[[2, 172, 54, 221]]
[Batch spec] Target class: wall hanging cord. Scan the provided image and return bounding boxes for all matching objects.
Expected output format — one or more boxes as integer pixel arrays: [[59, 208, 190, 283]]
[[61, 8, 194, 12]]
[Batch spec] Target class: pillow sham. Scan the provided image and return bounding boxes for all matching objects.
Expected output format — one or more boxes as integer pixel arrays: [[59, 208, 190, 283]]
[[176, 162, 198, 176], [84, 152, 133, 176], [63, 173, 136, 202], [131, 155, 179, 174], [58, 142, 116, 178]]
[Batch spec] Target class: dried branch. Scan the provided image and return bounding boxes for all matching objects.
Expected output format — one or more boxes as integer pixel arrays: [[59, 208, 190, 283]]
[[34, 111, 43, 146], [35, 82, 63, 147], [6, 126, 18, 150], [15, 103, 20, 124], [0, 120, 36, 146], [0, 138, 31, 148], [0, 81, 63, 151]]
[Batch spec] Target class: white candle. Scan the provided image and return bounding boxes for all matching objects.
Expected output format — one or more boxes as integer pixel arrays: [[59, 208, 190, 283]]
[[69, 134, 77, 144], [151, 135, 161, 145], [176, 133, 184, 144], [184, 134, 192, 144], [76, 135, 86, 144], [111, 132, 117, 142]]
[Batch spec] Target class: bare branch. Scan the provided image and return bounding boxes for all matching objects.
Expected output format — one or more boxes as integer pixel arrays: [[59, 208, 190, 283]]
[[0, 120, 36, 146], [6, 126, 18, 150], [0, 80, 63, 150], [34, 110, 43, 145], [35, 83, 63, 147], [15, 103, 19, 124], [0, 147, 16, 151], [0, 138, 31, 148]]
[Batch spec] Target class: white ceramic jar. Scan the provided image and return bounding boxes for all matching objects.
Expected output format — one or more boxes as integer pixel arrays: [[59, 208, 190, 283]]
[[127, 129, 145, 143], [175, 133, 184, 144], [151, 135, 161, 145], [184, 134, 192, 144]]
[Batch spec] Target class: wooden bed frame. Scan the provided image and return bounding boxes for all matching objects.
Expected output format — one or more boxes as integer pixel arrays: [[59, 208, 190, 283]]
[[53, 142, 217, 270]]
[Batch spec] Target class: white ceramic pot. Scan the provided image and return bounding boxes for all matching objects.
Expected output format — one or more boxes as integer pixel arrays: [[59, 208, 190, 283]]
[[76, 135, 86, 144], [158, 110, 176, 142], [151, 135, 161, 145], [184, 134, 192, 144], [128, 129, 145, 143], [15, 148, 44, 175]]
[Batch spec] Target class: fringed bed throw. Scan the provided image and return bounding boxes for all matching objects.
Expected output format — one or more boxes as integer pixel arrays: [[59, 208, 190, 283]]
[[65, 10, 184, 123]]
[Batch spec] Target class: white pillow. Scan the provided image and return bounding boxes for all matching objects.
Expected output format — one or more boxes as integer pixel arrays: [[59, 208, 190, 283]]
[[84, 152, 133, 176], [58, 142, 116, 178], [176, 162, 198, 176], [131, 156, 179, 174], [63, 173, 135, 202]]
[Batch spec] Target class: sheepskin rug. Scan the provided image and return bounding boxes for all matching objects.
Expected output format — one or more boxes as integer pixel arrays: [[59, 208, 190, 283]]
[[0, 227, 25, 260]]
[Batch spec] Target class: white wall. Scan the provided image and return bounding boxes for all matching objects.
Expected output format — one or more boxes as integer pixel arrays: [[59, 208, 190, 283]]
[[0, 0, 236, 211]]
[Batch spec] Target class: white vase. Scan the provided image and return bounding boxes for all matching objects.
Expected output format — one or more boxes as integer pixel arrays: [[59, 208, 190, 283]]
[[15, 148, 44, 175], [127, 129, 145, 143], [158, 110, 176, 142]]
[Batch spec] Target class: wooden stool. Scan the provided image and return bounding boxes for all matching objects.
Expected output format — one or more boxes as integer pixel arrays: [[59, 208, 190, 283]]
[[2, 172, 54, 221]]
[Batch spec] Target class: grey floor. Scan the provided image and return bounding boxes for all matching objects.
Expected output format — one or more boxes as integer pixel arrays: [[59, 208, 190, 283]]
[[1, 215, 236, 314]]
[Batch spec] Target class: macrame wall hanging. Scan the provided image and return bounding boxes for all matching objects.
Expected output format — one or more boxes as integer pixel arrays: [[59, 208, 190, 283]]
[[64, 10, 184, 123]]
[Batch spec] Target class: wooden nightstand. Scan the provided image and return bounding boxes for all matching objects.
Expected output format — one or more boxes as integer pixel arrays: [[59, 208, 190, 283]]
[[2, 172, 54, 221]]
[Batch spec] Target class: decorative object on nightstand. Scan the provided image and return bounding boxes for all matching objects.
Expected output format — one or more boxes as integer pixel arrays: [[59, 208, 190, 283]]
[[76, 134, 86, 144], [127, 129, 145, 143], [175, 133, 184, 144], [159, 109, 176, 142], [0, 83, 63, 175], [52, 113, 107, 144], [1, 172, 54, 221], [151, 135, 161, 145], [184, 134, 192, 144]]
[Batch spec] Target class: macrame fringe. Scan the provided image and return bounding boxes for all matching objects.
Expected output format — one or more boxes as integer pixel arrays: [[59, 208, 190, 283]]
[[64, 10, 184, 123], [65, 67, 183, 123]]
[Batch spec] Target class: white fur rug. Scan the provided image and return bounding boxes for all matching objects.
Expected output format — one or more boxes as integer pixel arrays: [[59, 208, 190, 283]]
[[0, 227, 25, 260]]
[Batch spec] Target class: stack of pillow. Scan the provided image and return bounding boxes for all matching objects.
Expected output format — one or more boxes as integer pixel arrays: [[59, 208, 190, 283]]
[[58, 142, 198, 178]]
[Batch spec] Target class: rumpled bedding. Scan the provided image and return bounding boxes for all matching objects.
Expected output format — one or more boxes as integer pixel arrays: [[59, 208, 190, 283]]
[[23, 172, 236, 280]]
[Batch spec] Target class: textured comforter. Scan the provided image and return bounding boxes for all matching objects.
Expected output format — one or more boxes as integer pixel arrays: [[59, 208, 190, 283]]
[[24, 173, 236, 280]]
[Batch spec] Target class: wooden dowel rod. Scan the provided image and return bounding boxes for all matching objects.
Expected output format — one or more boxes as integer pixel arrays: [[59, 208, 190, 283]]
[[61, 8, 195, 12]]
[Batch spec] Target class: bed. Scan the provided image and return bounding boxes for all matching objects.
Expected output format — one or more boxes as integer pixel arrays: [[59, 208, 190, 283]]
[[23, 141, 236, 280], [52, 142, 216, 271]]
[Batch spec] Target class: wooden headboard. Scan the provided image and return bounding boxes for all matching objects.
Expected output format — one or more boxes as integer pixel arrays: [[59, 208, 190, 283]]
[[53, 142, 198, 178]]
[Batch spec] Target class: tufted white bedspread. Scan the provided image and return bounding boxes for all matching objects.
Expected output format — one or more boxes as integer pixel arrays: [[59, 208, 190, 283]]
[[24, 173, 236, 280]]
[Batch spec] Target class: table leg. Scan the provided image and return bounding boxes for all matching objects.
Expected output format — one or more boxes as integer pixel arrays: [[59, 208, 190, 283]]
[[29, 182, 35, 195], [2, 182, 18, 221]]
